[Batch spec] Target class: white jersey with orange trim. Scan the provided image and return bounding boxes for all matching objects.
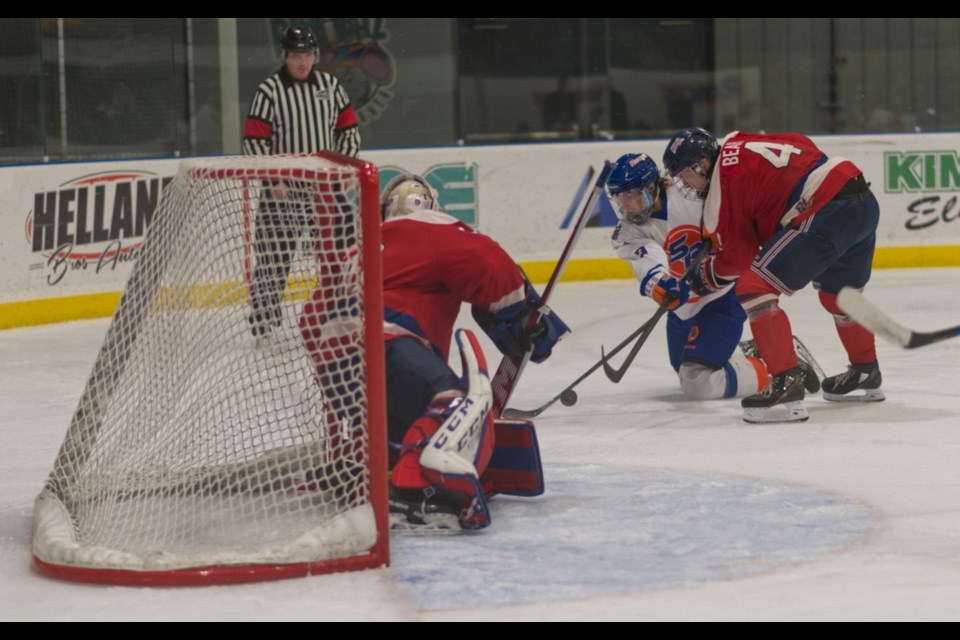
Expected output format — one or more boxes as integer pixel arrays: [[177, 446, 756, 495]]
[[611, 179, 731, 321]]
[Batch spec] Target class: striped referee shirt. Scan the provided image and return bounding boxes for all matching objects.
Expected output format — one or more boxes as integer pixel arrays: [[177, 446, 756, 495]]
[[243, 66, 360, 158]]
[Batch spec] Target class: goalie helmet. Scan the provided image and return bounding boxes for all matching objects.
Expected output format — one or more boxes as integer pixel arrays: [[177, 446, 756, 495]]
[[606, 153, 661, 225], [280, 26, 318, 53], [381, 174, 439, 220], [662, 127, 719, 199]]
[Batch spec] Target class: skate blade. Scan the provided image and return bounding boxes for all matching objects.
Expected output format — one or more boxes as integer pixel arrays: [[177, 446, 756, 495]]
[[743, 401, 809, 424], [389, 513, 462, 536], [792, 335, 826, 381], [823, 388, 886, 403]]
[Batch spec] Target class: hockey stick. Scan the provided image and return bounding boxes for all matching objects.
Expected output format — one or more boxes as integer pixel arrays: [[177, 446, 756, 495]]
[[601, 239, 713, 383], [490, 162, 612, 417], [837, 287, 960, 349], [500, 314, 660, 420]]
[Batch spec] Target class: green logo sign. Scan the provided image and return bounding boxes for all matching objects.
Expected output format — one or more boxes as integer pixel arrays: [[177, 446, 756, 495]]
[[379, 163, 479, 226], [885, 151, 960, 193]]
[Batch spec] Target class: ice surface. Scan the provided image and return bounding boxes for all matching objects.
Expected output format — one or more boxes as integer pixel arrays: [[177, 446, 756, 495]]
[[2, 269, 958, 620]]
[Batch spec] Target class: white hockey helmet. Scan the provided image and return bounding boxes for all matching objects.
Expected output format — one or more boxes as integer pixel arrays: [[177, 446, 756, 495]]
[[381, 174, 439, 220]]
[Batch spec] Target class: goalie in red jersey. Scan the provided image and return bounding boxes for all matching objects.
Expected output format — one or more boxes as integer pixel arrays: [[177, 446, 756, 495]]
[[301, 173, 569, 533]]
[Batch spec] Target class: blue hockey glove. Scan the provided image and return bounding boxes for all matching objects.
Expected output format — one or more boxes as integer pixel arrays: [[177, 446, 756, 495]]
[[642, 269, 690, 310], [472, 279, 570, 364]]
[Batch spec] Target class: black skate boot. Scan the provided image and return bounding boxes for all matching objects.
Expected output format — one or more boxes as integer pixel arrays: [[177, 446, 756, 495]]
[[739, 338, 821, 393], [822, 360, 885, 403], [792, 335, 825, 393], [794, 352, 821, 393], [742, 366, 809, 424], [388, 485, 462, 535]]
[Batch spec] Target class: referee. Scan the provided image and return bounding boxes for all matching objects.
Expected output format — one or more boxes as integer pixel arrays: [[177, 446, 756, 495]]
[[242, 25, 361, 338]]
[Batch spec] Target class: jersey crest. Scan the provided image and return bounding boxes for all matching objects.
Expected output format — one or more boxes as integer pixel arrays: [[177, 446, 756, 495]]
[[664, 224, 704, 278]]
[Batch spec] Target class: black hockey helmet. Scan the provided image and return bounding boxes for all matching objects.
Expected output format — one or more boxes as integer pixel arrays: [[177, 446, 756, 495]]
[[662, 127, 719, 178], [280, 26, 318, 53], [662, 127, 720, 199]]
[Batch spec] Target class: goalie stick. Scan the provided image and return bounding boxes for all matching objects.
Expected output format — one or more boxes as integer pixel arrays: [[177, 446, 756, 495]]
[[601, 239, 713, 383], [837, 287, 960, 349], [490, 162, 612, 417], [501, 314, 659, 420]]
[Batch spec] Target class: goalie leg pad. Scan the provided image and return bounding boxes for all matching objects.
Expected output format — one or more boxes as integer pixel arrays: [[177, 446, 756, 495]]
[[389, 408, 448, 490], [419, 329, 496, 479], [484, 419, 545, 498], [388, 401, 492, 532], [389, 330, 495, 530], [418, 329, 495, 530]]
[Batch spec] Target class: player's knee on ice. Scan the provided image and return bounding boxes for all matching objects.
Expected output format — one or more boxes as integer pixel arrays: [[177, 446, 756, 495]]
[[678, 362, 725, 400], [678, 348, 766, 400]]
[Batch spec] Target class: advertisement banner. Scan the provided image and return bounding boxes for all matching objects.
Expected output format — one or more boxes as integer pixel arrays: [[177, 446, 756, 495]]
[[1, 158, 181, 303], [2, 133, 959, 327]]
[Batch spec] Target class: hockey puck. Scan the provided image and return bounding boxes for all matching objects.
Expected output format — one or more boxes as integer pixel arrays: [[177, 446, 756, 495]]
[[560, 389, 578, 406]]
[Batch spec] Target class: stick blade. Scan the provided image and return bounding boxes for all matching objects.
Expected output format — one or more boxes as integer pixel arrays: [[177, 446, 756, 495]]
[[600, 345, 621, 382], [837, 287, 912, 348], [500, 407, 543, 420]]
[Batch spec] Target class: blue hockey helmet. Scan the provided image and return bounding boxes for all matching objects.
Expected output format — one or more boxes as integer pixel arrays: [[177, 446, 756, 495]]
[[607, 153, 661, 224], [662, 127, 720, 199]]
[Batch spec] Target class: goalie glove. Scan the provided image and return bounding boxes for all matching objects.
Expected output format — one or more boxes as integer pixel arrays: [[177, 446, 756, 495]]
[[472, 277, 571, 364], [641, 268, 689, 310]]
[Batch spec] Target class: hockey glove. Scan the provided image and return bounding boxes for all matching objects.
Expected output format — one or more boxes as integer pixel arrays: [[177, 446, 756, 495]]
[[519, 300, 571, 364], [687, 256, 733, 297], [641, 269, 690, 311], [472, 281, 571, 364]]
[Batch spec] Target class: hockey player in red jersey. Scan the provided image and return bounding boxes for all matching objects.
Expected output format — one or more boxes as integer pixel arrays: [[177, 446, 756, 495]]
[[664, 128, 884, 423], [302, 173, 568, 532]]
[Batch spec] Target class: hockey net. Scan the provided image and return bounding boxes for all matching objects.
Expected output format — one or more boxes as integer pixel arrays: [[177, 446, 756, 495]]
[[32, 153, 388, 585]]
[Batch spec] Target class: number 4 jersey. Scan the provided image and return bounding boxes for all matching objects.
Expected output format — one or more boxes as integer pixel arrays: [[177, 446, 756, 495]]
[[702, 131, 862, 281]]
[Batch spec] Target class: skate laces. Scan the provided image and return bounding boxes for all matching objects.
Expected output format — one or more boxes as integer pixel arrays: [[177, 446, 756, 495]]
[[739, 339, 759, 359], [835, 366, 866, 386], [756, 378, 777, 398]]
